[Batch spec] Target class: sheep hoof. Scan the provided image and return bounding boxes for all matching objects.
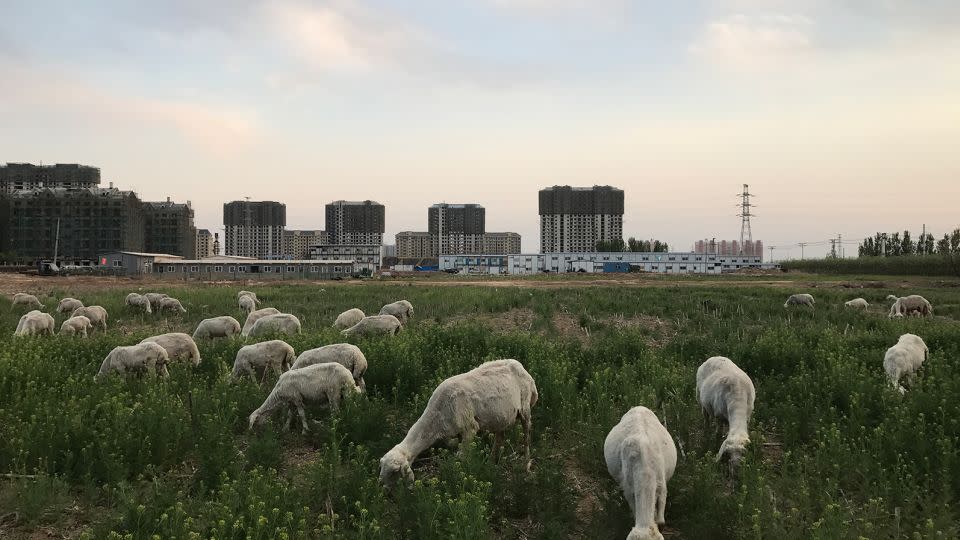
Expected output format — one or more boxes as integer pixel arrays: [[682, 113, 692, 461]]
[[525, 460, 534, 473]]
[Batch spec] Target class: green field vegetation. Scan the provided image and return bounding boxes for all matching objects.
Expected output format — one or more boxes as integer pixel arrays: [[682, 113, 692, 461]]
[[1, 281, 959, 539], [782, 256, 960, 277]]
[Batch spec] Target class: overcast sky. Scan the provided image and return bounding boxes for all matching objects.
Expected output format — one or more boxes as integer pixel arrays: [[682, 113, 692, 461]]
[[2, 0, 958, 258]]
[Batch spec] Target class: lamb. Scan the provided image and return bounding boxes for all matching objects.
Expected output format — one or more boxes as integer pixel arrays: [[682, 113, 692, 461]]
[[342, 315, 402, 338], [333, 308, 365, 330], [56, 298, 84, 314], [883, 333, 929, 394], [241, 307, 280, 337], [71, 306, 108, 330], [125, 293, 153, 314], [239, 294, 257, 314], [783, 293, 815, 308], [291, 343, 368, 391], [248, 362, 360, 433], [144, 292, 169, 308], [141, 333, 201, 366], [95, 342, 170, 381], [696, 356, 755, 471], [379, 300, 413, 325], [238, 291, 260, 305], [232, 340, 295, 382], [844, 298, 869, 310], [247, 313, 302, 338], [379, 359, 538, 485], [192, 316, 241, 340], [604, 406, 677, 540], [156, 297, 187, 314], [11, 293, 44, 310], [14, 311, 55, 336], [888, 295, 933, 318], [60, 315, 92, 337]]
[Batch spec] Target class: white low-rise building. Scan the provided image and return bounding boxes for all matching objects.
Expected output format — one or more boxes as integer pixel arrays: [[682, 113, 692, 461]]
[[309, 244, 383, 273], [440, 252, 770, 275]]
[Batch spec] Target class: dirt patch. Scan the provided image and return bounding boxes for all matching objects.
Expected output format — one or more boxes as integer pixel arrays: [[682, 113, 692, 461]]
[[606, 314, 677, 348], [552, 311, 589, 343], [563, 458, 602, 529], [442, 308, 538, 333]]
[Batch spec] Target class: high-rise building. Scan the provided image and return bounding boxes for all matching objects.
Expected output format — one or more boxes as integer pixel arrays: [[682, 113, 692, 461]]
[[538, 185, 624, 253], [694, 238, 763, 259], [0, 186, 144, 262], [143, 198, 196, 257], [429, 203, 485, 255], [1, 163, 101, 194], [283, 229, 329, 259], [395, 231, 436, 258], [481, 232, 522, 254], [325, 200, 384, 245], [196, 229, 215, 258], [223, 200, 286, 258]]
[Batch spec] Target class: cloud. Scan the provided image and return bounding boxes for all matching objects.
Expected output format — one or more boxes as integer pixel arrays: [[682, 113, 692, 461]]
[[689, 14, 815, 71]]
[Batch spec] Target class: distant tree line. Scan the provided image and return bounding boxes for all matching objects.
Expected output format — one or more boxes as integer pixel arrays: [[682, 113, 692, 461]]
[[595, 238, 669, 252], [858, 228, 960, 257]]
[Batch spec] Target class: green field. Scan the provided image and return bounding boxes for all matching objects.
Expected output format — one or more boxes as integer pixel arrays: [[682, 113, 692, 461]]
[[1, 279, 959, 539]]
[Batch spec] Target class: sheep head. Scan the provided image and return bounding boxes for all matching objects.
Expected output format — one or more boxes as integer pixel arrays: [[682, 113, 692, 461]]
[[717, 434, 750, 469], [248, 410, 267, 430], [886, 295, 898, 301], [379, 447, 414, 487], [626, 525, 664, 540]]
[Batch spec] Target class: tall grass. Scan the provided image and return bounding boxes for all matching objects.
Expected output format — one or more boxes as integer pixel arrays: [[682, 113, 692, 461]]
[[782, 255, 960, 276], [0, 282, 958, 538]]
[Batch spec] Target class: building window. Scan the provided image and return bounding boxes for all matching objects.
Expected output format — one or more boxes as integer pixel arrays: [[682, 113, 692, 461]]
[[214, 266, 223, 272], [334, 266, 342, 273], [229, 266, 236, 272], [310, 266, 318, 272], [113, 260, 122, 267], [190, 266, 198, 272], [287, 266, 295, 272], [167, 266, 175, 272]]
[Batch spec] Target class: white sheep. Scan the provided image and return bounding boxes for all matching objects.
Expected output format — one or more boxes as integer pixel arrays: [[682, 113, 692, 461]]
[[125, 293, 153, 314], [248, 362, 360, 433], [238, 290, 260, 305], [141, 332, 201, 366], [239, 294, 257, 314], [379, 300, 413, 325], [14, 310, 55, 336], [233, 340, 295, 382], [696, 356, 755, 471], [11, 293, 44, 310], [888, 295, 933, 318], [247, 313, 302, 338], [784, 293, 815, 308], [60, 315, 92, 337], [333, 308, 365, 330], [193, 316, 241, 340], [844, 298, 869, 310], [156, 297, 187, 314], [342, 314, 402, 338], [379, 359, 538, 485], [56, 297, 84, 314], [144, 292, 169, 308], [291, 343, 368, 391], [604, 406, 677, 540], [71, 306, 108, 330], [95, 342, 170, 381], [883, 333, 929, 394], [241, 307, 281, 337]]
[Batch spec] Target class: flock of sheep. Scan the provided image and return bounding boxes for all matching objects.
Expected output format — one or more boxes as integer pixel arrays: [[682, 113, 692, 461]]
[[8, 288, 937, 540]]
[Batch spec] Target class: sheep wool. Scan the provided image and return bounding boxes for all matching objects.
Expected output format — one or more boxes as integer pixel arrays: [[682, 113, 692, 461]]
[[342, 315, 402, 338], [291, 343, 368, 391], [884, 333, 928, 394], [248, 362, 360, 433], [233, 340, 295, 382], [696, 356, 755, 470]]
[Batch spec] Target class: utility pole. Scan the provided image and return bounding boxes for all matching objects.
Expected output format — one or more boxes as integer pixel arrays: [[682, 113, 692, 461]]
[[830, 239, 837, 258], [737, 184, 755, 255], [921, 224, 926, 255], [838, 234, 843, 258], [768, 245, 774, 262], [798, 242, 807, 260]]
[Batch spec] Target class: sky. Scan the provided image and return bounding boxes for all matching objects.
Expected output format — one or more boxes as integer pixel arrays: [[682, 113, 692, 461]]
[[1, 0, 958, 259]]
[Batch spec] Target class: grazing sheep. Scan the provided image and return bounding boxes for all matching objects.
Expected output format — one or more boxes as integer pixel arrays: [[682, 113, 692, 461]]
[[59, 315, 92, 337], [239, 294, 257, 314], [141, 333, 201, 366], [11, 293, 44, 310], [232, 340, 295, 382], [248, 362, 360, 433], [14, 311, 55, 336], [156, 297, 187, 314], [247, 313, 302, 338], [604, 406, 677, 540], [696, 356, 755, 471], [125, 293, 153, 314], [884, 333, 929, 394], [888, 295, 933, 318], [784, 294, 815, 308], [886, 294, 899, 302], [95, 342, 170, 381], [193, 316, 241, 340], [238, 291, 260, 305], [333, 308, 365, 330], [379, 359, 538, 485], [71, 306, 108, 331], [342, 315, 401, 338], [844, 298, 869, 310], [144, 292, 169, 308], [291, 343, 368, 391], [379, 300, 414, 325], [241, 307, 281, 337], [56, 298, 84, 314]]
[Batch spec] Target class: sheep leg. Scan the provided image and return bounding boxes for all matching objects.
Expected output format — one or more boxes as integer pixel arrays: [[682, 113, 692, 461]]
[[246, 366, 258, 384], [521, 412, 533, 472], [284, 405, 295, 432], [656, 477, 667, 525], [458, 419, 480, 455], [296, 402, 309, 434], [491, 432, 504, 463], [158, 364, 170, 378]]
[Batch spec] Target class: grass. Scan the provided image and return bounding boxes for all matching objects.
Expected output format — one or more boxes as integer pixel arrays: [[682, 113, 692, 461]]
[[0, 280, 959, 538]]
